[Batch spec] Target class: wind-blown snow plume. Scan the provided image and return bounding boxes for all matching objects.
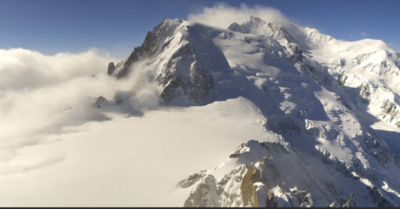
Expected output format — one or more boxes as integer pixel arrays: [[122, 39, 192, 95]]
[[187, 2, 291, 29]]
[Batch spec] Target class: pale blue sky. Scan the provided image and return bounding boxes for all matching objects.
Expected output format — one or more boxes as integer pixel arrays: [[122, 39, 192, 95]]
[[1, 0, 399, 59]]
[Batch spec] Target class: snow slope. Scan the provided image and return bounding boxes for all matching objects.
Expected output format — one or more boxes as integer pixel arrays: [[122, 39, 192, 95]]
[[0, 97, 274, 206], [2, 16, 400, 207]]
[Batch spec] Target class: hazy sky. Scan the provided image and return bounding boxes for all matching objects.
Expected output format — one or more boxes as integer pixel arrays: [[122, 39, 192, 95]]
[[1, 0, 399, 59]]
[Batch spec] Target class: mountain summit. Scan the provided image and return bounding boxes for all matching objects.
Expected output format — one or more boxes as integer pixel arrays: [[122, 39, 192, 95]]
[[103, 16, 400, 207]]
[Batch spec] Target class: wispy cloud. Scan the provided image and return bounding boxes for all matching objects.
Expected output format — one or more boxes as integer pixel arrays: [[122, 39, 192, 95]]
[[350, 30, 367, 37]]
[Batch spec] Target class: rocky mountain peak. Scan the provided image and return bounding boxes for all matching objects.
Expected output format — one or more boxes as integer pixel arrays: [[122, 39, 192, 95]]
[[101, 17, 400, 206], [111, 18, 185, 79], [228, 16, 294, 44]]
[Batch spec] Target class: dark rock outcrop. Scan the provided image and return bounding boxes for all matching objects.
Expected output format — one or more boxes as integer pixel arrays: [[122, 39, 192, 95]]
[[158, 44, 214, 103], [107, 62, 116, 75], [114, 18, 184, 79]]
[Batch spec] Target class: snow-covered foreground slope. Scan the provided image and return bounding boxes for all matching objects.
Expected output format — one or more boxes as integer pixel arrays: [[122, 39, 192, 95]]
[[0, 97, 274, 206], [2, 16, 400, 207]]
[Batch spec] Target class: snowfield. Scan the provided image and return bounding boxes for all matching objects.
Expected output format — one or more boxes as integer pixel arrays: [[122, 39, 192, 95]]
[[0, 97, 273, 206], [2, 13, 400, 207]]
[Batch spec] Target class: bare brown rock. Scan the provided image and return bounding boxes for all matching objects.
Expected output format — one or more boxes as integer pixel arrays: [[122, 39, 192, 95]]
[[241, 163, 255, 207]]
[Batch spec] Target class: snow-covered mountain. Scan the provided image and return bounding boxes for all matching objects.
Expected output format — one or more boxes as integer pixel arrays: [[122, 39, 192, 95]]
[[98, 16, 400, 207]]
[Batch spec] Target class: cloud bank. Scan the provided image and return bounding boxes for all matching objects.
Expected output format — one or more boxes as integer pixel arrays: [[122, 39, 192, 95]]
[[0, 48, 160, 163], [0, 48, 115, 90], [187, 2, 291, 29]]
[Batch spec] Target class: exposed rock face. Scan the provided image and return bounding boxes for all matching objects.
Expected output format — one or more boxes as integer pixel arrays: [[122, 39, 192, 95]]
[[158, 44, 214, 103], [178, 170, 207, 189], [112, 18, 184, 79], [228, 16, 302, 64], [183, 164, 249, 207], [181, 139, 399, 207], [182, 140, 342, 207], [342, 192, 356, 207], [228, 16, 294, 43], [183, 174, 219, 207], [300, 193, 313, 207], [107, 18, 215, 103], [381, 99, 400, 128], [107, 62, 116, 75], [240, 163, 260, 206], [93, 96, 106, 108]]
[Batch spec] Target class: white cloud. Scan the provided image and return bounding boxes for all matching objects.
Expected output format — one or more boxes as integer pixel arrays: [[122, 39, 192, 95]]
[[350, 30, 367, 37], [360, 31, 367, 37], [187, 2, 291, 29], [0, 48, 160, 163], [0, 48, 116, 90]]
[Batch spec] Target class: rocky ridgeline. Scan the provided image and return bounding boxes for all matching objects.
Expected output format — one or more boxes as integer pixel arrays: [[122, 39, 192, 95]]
[[111, 18, 184, 79], [181, 140, 358, 207], [158, 44, 214, 102], [227, 16, 302, 64]]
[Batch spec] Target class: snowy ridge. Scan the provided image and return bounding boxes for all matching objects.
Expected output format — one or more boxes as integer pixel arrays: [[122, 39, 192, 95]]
[[181, 140, 359, 207], [111, 18, 185, 79], [102, 16, 400, 207]]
